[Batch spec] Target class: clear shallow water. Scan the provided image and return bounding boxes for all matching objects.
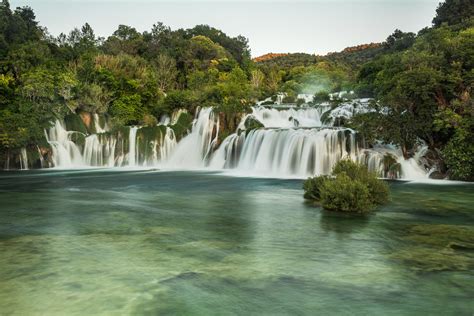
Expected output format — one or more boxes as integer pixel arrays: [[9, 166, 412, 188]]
[[0, 170, 473, 315]]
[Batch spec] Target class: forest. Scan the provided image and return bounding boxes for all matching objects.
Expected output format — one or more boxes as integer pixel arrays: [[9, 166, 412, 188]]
[[0, 0, 472, 180]]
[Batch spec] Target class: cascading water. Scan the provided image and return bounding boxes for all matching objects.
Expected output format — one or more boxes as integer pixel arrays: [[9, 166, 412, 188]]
[[128, 127, 138, 167], [41, 102, 428, 179], [248, 106, 324, 128], [209, 128, 358, 177], [164, 108, 219, 168], [45, 120, 85, 168], [19, 148, 29, 170], [45, 119, 176, 168]]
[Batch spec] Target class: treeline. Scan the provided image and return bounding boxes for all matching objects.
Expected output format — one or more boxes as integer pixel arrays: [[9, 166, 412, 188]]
[[0, 0, 472, 179]]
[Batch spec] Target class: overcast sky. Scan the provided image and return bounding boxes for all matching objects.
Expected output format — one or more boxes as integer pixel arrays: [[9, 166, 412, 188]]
[[10, 0, 441, 57]]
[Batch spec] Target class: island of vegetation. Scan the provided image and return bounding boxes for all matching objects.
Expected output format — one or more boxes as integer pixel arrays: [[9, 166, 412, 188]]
[[303, 160, 390, 213]]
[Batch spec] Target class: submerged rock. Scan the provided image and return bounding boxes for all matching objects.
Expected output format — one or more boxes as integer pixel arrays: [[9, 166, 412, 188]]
[[390, 224, 474, 272], [391, 248, 471, 272]]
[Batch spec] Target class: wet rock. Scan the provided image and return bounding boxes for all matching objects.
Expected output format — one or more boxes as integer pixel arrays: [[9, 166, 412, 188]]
[[243, 115, 264, 131], [429, 171, 446, 180]]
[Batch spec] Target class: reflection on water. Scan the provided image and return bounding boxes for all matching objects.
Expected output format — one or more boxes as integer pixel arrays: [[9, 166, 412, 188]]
[[0, 170, 473, 315]]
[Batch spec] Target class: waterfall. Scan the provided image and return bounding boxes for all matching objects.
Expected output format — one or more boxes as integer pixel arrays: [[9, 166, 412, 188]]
[[45, 119, 176, 168], [128, 127, 138, 167], [37, 146, 45, 168], [164, 108, 219, 168], [160, 128, 177, 162], [39, 105, 428, 179], [209, 128, 357, 177], [20, 148, 29, 170], [45, 120, 85, 168], [249, 106, 324, 128], [93, 113, 109, 133]]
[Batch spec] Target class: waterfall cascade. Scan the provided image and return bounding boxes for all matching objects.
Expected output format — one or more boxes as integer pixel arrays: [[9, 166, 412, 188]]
[[164, 108, 219, 169], [45, 118, 176, 168], [19, 148, 29, 170], [39, 101, 428, 179]]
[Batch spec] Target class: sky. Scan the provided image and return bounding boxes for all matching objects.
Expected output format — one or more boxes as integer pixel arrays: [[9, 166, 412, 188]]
[[10, 0, 442, 57]]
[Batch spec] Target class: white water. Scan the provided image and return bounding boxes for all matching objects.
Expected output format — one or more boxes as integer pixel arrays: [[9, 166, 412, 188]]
[[248, 106, 324, 128], [45, 120, 85, 168], [128, 127, 138, 167], [20, 148, 29, 170], [210, 128, 357, 177], [164, 108, 219, 168], [45, 121, 176, 169], [41, 104, 429, 179]]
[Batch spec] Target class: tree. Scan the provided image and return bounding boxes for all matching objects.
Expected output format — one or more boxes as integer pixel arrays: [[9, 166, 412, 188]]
[[186, 24, 251, 67], [250, 69, 264, 89], [103, 24, 144, 55], [153, 54, 177, 93], [266, 68, 283, 93], [384, 29, 416, 52], [432, 0, 474, 27], [183, 35, 229, 71], [77, 83, 112, 114], [110, 94, 142, 125], [66, 23, 99, 58]]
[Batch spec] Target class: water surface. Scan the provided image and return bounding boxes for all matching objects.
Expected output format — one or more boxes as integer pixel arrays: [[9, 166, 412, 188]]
[[0, 170, 473, 315]]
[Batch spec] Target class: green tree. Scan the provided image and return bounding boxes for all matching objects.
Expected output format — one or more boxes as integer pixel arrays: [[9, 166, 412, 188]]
[[432, 0, 474, 27], [153, 54, 177, 93]]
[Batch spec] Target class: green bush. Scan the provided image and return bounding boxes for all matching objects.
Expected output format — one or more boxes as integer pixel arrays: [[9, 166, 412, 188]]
[[332, 159, 366, 179], [303, 175, 329, 200], [365, 176, 390, 206], [303, 160, 390, 213], [320, 174, 373, 213]]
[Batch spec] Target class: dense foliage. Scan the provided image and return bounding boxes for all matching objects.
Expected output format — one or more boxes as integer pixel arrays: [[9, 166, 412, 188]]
[[303, 160, 390, 213], [0, 0, 472, 179]]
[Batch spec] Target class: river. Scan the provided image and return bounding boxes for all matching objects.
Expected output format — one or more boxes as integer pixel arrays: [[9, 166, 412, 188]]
[[0, 169, 472, 314]]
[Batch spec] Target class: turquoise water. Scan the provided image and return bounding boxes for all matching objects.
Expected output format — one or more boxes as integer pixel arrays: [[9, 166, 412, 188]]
[[0, 170, 473, 315]]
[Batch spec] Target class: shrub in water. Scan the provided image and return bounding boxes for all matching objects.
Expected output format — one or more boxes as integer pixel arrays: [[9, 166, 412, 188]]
[[303, 159, 390, 213], [320, 174, 373, 213], [303, 175, 329, 201]]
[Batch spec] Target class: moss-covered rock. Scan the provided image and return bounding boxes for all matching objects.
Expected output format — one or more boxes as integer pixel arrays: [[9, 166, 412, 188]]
[[136, 125, 168, 163], [407, 224, 474, 247], [390, 224, 474, 272], [217, 111, 244, 145], [170, 112, 193, 141], [391, 248, 471, 272], [243, 115, 264, 131]]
